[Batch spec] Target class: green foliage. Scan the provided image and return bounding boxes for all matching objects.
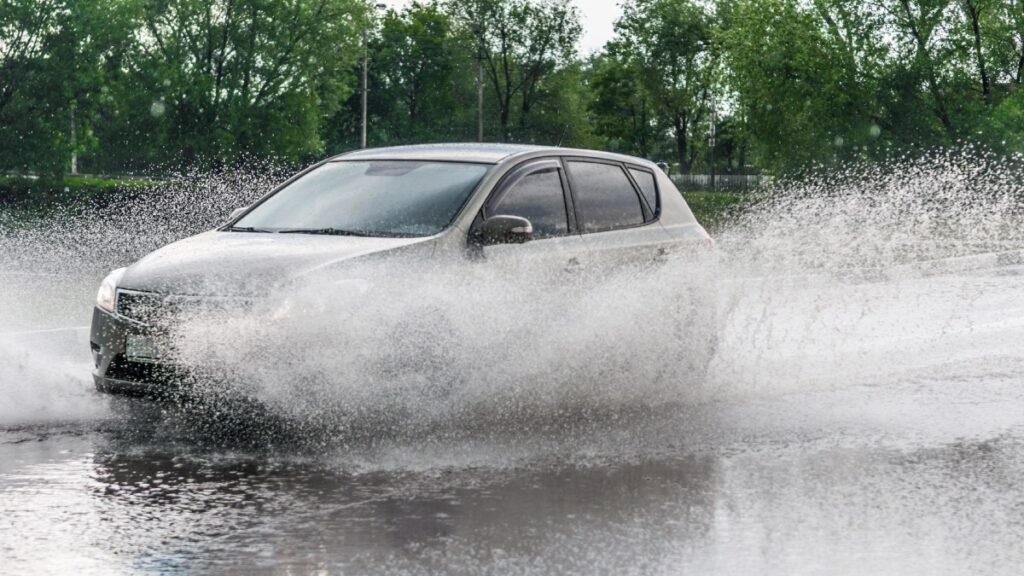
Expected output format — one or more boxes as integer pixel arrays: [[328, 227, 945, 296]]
[[718, 0, 1024, 172], [2, 0, 1024, 179], [375, 3, 472, 142], [681, 190, 748, 231], [120, 0, 362, 166], [0, 175, 151, 210], [587, 52, 656, 158], [588, 0, 716, 171], [325, 1, 481, 151], [447, 0, 583, 142], [0, 0, 136, 175], [720, 0, 896, 171], [521, 62, 598, 148], [328, 0, 589, 151]]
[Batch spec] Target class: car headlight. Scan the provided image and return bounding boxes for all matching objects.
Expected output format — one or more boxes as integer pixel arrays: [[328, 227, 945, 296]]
[[96, 267, 127, 313]]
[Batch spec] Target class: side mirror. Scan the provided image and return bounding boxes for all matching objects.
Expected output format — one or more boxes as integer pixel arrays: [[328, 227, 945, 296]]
[[473, 215, 534, 246], [656, 162, 671, 176], [229, 207, 248, 220]]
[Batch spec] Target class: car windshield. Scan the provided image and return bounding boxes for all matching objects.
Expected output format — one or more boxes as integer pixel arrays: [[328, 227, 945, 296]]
[[233, 160, 490, 237]]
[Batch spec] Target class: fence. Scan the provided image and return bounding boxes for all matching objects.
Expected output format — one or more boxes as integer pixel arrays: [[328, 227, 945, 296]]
[[671, 174, 769, 193]]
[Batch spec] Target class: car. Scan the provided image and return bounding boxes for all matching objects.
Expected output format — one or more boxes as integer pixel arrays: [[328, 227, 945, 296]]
[[90, 143, 716, 396]]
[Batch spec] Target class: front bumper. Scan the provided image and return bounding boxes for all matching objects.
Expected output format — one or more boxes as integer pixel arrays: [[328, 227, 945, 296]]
[[90, 307, 182, 397]]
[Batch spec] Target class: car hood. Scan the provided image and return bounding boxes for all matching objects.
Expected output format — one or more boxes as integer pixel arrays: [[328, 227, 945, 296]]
[[119, 231, 434, 295]]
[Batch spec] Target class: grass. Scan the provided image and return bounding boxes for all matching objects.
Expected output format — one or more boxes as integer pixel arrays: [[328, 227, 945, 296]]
[[0, 175, 154, 218], [680, 190, 752, 232]]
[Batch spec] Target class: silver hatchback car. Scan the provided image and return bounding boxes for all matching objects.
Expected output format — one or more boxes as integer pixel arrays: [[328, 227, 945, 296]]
[[90, 144, 715, 396]]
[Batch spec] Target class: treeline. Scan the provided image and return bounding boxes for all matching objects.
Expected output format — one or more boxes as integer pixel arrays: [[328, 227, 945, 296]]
[[2, 0, 1022, 178]]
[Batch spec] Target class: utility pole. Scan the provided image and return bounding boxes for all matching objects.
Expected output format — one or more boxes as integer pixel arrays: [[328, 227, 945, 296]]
[[473, 15, 485, 143], [360, 3, 386, 149], [361, 26, 369, 149], [70, 102, 78, 176], [477, 53, 484, 142], [708, 93, 717, 193]]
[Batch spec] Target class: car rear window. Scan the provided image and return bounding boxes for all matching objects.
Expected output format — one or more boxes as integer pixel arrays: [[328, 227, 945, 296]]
[[567, 161, 645, 233], [629, 168, 659, 217]]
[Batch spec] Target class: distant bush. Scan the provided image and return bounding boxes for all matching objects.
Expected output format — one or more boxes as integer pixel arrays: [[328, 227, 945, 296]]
[[0, 176, 155, 211], [681, 191, 750, 231]]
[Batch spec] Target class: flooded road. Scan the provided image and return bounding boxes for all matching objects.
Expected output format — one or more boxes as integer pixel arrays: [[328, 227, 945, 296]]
[[2, 264, 1023, 575], [2, 154, 1023, 574], [2, 373, 1023, 574]]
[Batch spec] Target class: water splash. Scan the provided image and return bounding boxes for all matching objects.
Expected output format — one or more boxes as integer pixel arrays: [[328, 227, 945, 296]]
[[0, 148, 1021, 448], [707, 147, 1024, 400], [721, 147, 1024, 274], [166, 252, 720, 445], [0, 161, 285, 426]]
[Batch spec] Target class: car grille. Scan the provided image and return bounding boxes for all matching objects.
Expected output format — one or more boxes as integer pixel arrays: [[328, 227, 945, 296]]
[[115, 290, 254, 327]]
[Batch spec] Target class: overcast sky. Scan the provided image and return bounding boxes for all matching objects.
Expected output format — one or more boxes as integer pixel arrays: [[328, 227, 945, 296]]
[[380, 0, 623, 55]]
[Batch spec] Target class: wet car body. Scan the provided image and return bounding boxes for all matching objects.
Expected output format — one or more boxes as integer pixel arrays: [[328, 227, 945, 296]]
[[90, 144, 714, 396]]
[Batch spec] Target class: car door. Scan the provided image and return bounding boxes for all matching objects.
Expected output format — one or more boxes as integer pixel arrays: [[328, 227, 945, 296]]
[[471, 158, 585, 279], [563, 158, 676, 271]]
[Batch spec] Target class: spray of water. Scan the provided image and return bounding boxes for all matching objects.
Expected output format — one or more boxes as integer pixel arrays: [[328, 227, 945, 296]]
[[722, 146, 1024, 273], [165, 252, 720, 446], [707, 147, 1024, 401], [0, 148, 1021, 456], [0, 160, 286, 425]]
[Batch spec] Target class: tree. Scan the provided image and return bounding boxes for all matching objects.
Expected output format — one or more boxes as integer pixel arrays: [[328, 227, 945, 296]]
[[720, 0, 911, 171], [610, 0, 716, 173], [997, 0, 1024, 85], [0, 0, 134, 175], [587, 50, 657, 158], [0, 0, 64, 173], [324, 1, 482, 151], [887, 0, 958, 133], [372, 2, 479, 143], [448, 0, 581, 142], [517, 60, 597, 147], [118, 0, 363, 166]]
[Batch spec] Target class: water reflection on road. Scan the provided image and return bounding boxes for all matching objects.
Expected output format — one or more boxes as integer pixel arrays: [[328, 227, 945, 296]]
[[2, 374, 1022, 576]]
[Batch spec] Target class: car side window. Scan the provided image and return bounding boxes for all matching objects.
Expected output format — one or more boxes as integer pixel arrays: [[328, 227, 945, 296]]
[[491, 167, 569, 239], [567, 161, 645, 233], [629, 168, 659, 219]]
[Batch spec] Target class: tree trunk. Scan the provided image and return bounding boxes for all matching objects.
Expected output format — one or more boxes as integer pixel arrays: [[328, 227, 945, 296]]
[[898, 0, 954, 134], [500, 101, 511, 142], [519, 98, 529, 139], [674, 114, 690, 174], [964, 0, 990, 103], [636, 99, 649, 158]]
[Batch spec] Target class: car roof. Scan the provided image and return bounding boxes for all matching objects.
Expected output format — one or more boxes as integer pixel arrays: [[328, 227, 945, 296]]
[[331, 143, 658, 168], [334, 143, 547, 164]]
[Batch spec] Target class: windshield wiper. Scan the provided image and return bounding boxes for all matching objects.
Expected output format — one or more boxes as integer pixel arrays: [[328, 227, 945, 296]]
[[277, 228, 395, 238], [227, 226, 273, 233]]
